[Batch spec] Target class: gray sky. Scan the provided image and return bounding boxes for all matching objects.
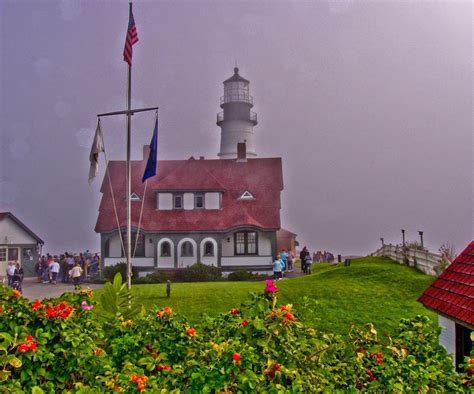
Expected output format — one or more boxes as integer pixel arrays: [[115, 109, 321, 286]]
[[0, 0, 472, 256]]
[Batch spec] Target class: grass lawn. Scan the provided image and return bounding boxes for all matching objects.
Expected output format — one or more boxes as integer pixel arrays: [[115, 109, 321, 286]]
[[96, 257, 437, 336]]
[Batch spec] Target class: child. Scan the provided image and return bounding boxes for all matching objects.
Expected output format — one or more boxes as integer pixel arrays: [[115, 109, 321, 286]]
[[70, 262, 83, 289], [273, 255, 282, 280]]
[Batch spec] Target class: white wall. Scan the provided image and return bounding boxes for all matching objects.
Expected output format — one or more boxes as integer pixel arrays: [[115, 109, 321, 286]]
[[184, 193, 194, 210], [258, 233, 272, 256], [438, 315, 456, 366], [200, 237, 218, 266], [157, 238, 174, 268], [221, 256, 273, 266], [158, 193, 173, 210], [221, 234, 234, 256], [0, 217, 37, 244], [109, 234, 122, 257], [177, 238, 197, 267], [104, 257, 154, 267], [145, 236, 154, 258], [205, 193, 220, 209]]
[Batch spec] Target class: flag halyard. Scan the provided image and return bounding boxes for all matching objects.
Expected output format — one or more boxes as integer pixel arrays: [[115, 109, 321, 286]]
[[142, 117, 159, 182], [88, 121, 105, 184], [123, 8, 139, 66]]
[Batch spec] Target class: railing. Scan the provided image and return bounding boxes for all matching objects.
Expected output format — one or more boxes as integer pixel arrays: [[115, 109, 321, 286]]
[[220, 95, 253, 105], [372, 244, 443, 276], [216, 111, 258, 124]]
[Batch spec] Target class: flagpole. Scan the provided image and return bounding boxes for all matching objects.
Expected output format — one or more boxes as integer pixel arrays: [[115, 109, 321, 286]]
[[126, 1, 133, 290]]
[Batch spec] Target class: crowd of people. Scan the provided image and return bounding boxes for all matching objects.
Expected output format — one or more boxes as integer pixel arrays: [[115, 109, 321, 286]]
[[273, 247, 336, 279], [35, 250, 100, 289]]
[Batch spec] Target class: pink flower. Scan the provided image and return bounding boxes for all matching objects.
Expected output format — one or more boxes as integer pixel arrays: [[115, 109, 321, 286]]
[[81, 301, 94, 310], [265, 280, 278, 293]]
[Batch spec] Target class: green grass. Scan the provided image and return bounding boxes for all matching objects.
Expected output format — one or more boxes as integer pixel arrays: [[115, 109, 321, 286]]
[[97, 257, 437, 336]]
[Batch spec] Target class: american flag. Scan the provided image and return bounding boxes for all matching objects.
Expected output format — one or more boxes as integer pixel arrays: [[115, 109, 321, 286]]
[[123, 8, 138, 66]]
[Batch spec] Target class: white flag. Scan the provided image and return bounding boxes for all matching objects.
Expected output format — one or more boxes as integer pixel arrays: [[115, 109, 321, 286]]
[[88, 121, 105, 184]]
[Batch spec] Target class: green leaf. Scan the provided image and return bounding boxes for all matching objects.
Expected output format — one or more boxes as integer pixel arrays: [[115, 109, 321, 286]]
[[31, 386, 45, 394]]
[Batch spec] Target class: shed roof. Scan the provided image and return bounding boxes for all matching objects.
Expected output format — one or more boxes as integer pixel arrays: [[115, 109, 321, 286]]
[[418, 241, 474, 328]]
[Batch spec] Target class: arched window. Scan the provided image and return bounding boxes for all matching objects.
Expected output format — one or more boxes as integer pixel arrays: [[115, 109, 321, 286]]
[[160, 242, 171, 257], [181, 241, 194, 257], [204, 241, 214, 256]]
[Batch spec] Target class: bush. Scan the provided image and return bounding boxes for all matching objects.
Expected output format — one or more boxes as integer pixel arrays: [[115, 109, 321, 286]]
[[1, 280, 472, 392], [103, 262, 139, 282], [227, 270, 270, 281], [180, 262, 222, 282]]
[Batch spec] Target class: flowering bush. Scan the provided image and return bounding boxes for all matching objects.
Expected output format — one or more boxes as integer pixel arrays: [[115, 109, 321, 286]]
[[0, 277, 472, 392]]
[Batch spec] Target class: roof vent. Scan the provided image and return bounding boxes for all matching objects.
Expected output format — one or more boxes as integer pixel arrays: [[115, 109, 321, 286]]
[[239, 190, 255, 200]]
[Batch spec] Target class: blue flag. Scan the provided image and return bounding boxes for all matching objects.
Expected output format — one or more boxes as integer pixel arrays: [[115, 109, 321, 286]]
[[142, 117, 158, 182]]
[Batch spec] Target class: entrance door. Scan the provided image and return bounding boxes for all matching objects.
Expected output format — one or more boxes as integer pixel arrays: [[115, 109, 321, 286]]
[[455, 323, 473, 370]]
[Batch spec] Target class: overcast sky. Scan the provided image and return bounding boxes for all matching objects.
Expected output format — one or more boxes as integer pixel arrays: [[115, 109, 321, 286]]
[[0, 0, 472, 256]]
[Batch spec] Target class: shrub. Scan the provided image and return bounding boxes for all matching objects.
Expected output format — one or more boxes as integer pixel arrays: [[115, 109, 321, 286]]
[[179, 262, 222, 282], [103, 262, 139, 282], [0, 279, 472, 392]]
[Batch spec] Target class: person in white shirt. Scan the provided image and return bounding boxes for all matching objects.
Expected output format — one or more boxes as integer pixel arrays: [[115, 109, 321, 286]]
[[49, 259, 60, 284], [6, 263, 16, 287]]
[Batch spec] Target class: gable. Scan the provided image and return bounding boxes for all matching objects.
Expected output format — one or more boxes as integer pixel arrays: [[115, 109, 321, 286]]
[[0, 216, 40, 245]]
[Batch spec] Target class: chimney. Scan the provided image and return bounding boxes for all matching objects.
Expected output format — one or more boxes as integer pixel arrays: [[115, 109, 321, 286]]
[[237, 142, 247, 162], [143, 145, 150, 160], [199, 156, 205, 160]]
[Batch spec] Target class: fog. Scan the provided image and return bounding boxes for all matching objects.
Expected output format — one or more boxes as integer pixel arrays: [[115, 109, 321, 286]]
[[0, 0, 472, 256]]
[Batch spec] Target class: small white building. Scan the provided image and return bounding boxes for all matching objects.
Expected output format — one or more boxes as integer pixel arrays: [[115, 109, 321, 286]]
[[0, 212, 44, 277], [418, 240, 473, 369]]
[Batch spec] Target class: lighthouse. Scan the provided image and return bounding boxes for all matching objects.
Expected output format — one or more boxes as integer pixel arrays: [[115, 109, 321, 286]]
[[216, 67, 258, 159]]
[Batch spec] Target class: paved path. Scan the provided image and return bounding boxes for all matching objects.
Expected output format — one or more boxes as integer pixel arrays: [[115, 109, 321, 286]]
[[18, 278, 104, 301]]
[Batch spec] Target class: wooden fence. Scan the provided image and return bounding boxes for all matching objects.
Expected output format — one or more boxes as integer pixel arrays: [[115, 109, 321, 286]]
[[372, 244, 443, 276]]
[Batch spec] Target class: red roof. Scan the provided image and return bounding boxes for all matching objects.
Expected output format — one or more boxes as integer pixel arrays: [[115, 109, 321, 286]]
[[95, 157, 283, 233], [418, 241, 474, 327]]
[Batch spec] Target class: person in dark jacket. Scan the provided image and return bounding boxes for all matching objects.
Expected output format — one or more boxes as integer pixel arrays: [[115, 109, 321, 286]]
[[300, 246, 309, 274]]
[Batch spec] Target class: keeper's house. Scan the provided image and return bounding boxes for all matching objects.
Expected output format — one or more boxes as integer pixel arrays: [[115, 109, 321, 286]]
[[0, 212, 44, 276], [418, 240, 473, 369], [95, 68, 289, 275]]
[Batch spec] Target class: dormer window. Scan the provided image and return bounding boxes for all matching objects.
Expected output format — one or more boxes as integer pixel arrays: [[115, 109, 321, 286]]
[[174, 194, 183, 209], [239, 191, 255, 200], [195, 194, 204, 209], [130, 193, 141, 202]]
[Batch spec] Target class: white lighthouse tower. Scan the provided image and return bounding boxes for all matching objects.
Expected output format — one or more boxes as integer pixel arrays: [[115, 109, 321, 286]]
[[217, 67, 258, 159]]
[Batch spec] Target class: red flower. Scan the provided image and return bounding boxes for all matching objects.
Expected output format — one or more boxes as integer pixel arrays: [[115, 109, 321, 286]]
[[113, 385, 121, 391], [186, 328, 196, 336], [157, 311, 164, 318], [156, 365, 172, 372], [376, 353, 383, 364], [95, 347, 103, 356], [163, 307, 172, 314], [32, 300, 45, 311], [272, 363, 281, 371], [240, 320, 248, 327], [18, 344, 29, 353], [280, 306, 288, 311], [232, 353, 241, 362], [230, 308, 240, 315], [367, 370, 376, 382], [13, 289, 20, 299], [283, 312, 294, 321], [26, 335, 33, 341]]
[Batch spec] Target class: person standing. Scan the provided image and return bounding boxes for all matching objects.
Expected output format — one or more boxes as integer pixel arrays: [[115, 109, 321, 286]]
[[305, 253, 313, 275], [12, 263, 24, 292], [300, 247, 308, 274], [6, 262, 15, 287], [49, 258, 60, 284], [273, 255, 282, 280], [70, 262, 83, 289], [286, 249, 294, 272]]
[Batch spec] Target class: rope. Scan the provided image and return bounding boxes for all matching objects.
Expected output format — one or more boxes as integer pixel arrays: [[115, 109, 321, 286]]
[[132, 179, 148, 258], [100, 119, 127, 260]]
